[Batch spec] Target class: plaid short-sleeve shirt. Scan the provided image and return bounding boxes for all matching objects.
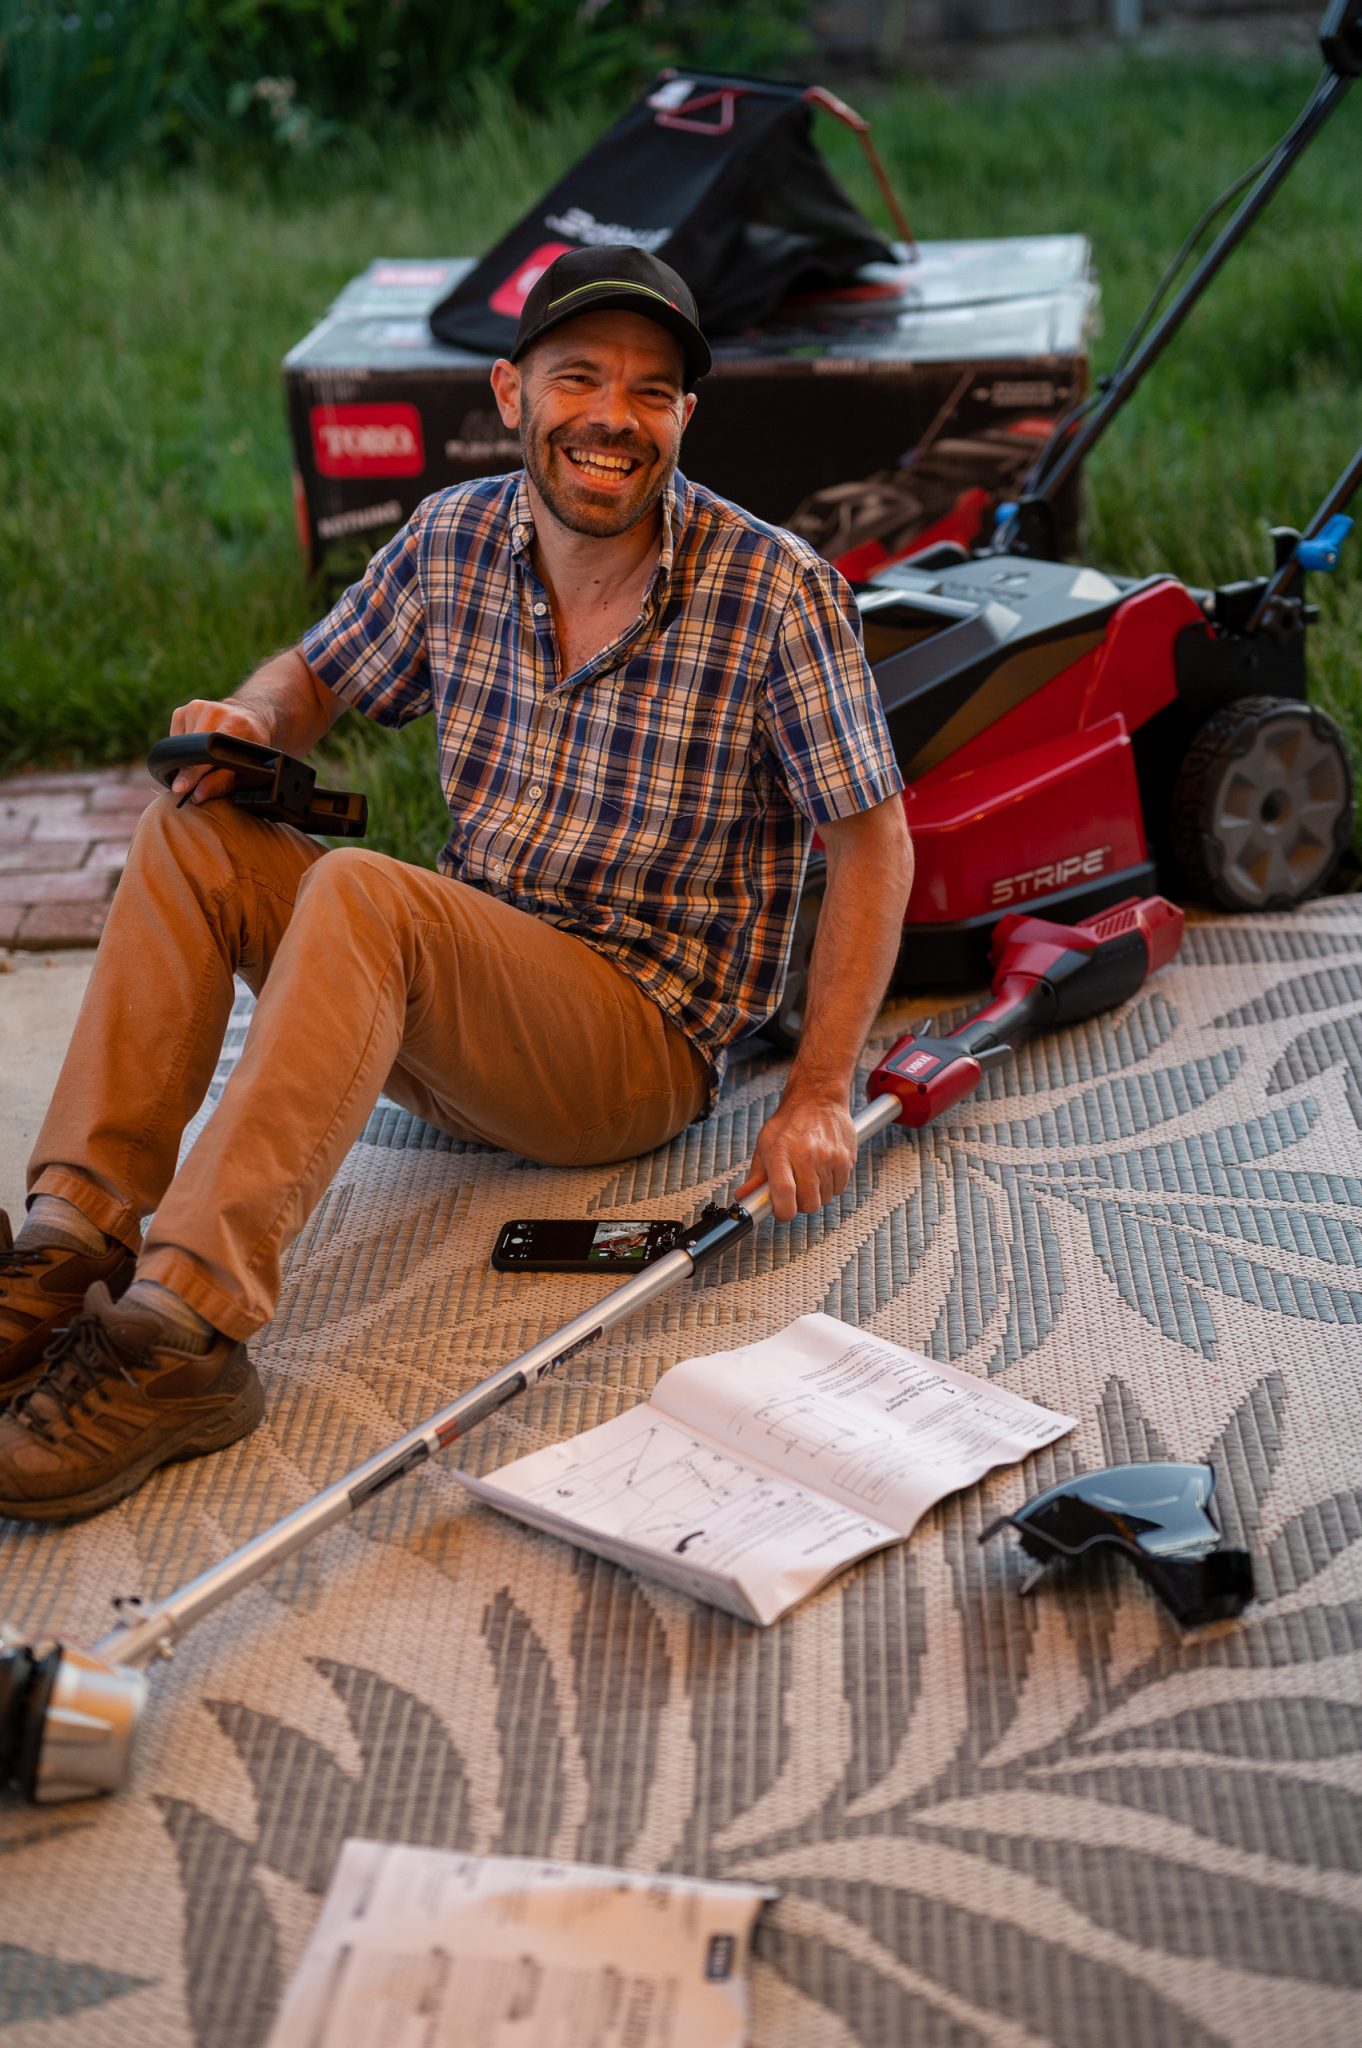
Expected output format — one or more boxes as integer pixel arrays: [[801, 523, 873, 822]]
[[302, 469, 903, 1102]]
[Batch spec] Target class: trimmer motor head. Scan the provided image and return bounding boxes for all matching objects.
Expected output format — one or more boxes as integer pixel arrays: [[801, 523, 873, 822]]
[[0, 1628, 146, 1803]]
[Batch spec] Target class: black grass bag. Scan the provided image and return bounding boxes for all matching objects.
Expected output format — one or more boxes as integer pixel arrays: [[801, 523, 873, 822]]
[[430, 72, 905, 353]]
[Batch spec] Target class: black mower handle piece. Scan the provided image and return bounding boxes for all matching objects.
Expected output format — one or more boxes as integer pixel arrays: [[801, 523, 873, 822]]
[[146, 733, 368, 839]]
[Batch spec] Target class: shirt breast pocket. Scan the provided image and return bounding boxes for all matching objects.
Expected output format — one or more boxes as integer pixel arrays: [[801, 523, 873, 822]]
[[589, 660, 752, 847], [589, 668, 679, 794]]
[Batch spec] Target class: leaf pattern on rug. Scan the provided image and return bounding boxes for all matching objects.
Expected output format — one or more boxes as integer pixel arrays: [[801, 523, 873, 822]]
[[835, 1546, 928, 1810], [7, 918, 1362, 2047], [1202, 1371, 1288, 1552], [991, 1098, 1360, 1362], [206, 1658, 476, 1892], [0, 1943, 153, 2027], [1077, 1694, 1362, 1759], [910, 1830, 1362, 1985], [663, 1363, 1362, 2042], [1024, 1755, 1362, 1877], [155, 1800, 279, 2048], [483, 1588, 568, 1857], [775, 1879, 1238, 2048], [821, 967, 1362, 1373], [677, 1609, 795, 1868], [755, 1918, 993, 2048], [569, 1553, 674, 1867]]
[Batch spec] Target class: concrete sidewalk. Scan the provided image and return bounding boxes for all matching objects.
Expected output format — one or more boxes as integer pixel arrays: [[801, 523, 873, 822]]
[[0, 950, 95, 1224]]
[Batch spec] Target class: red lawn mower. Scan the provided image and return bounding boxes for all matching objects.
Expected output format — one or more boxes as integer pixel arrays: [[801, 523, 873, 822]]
[[774, 0, 1362, 1038]]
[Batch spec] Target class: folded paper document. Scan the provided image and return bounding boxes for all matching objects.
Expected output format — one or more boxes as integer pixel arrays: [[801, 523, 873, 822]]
[[457, 1313, 1076, 1624], [267, 1841, 771, 2048]]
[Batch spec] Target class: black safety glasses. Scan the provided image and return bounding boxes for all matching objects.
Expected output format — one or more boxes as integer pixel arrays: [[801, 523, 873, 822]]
[[981, 1461, 1255, 1627]]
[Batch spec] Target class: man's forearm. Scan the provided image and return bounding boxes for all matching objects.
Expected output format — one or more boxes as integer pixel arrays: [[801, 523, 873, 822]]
[[168, 646, 344, 805], [784, 799, 914, 1105], [735, 795, 912, 1221], [226, 647, 342, 758]]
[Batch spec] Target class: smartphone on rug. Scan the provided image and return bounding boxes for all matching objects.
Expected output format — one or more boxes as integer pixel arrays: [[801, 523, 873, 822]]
[[491, 1218, 681, 1273]]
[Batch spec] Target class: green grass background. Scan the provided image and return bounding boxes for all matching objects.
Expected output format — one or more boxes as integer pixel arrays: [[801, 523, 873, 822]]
[[2, 49, 1359, 867]]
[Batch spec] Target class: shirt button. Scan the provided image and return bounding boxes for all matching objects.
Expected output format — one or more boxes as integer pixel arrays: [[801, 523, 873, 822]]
[[514, 526, 527, 542], [490, 861, 505, 880], [533, 601, 547, 616], [527, 784, 543, 801]]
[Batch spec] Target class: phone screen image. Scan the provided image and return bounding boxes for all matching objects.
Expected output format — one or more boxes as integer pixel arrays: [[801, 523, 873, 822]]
[[584, 1222, 654, 1266]]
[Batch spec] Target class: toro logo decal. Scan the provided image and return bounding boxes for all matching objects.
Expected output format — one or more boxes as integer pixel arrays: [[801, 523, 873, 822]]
[[901, 1050, 939, 1078], [311, 403, 425, 479]]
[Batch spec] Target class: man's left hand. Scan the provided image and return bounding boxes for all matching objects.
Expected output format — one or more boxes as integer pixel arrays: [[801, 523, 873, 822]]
[[734, 1090, 857, 1224]]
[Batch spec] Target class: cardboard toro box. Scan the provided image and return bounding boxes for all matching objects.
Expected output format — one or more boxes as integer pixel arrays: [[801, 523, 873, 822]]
[[283, 237, 1097, 581]]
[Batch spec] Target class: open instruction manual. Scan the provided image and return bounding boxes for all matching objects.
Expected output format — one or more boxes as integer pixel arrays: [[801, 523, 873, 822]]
[[456, 1312, 1076, 1625]]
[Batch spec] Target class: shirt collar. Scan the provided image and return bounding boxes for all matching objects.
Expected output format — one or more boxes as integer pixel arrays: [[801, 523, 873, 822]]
[[656, 470, 686, 585], [509, 475, 535, 560], [507, 468, 688, 586]]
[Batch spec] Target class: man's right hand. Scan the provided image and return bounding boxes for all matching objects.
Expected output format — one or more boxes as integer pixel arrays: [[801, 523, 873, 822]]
[[166, 698, 274, 807]]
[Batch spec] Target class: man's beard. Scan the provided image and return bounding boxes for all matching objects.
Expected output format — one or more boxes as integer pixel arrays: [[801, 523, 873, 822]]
[[519, 404, 676, 539]]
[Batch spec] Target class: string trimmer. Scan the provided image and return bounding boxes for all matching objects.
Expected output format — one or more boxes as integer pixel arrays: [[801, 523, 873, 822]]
[[0, 893, 1182, 1804]]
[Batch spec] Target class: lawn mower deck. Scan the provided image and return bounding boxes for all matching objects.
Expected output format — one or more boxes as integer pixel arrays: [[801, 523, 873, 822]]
[[856, 542, 1345, 987]]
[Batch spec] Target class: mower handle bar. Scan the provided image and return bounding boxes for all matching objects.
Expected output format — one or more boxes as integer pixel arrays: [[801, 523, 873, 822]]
[[1244, 437, 1362, 632], [1002, 2, 1360, 545]]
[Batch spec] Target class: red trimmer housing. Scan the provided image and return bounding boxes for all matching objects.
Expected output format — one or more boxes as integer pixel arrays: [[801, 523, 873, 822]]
[[868, 894, 1184, 1127]]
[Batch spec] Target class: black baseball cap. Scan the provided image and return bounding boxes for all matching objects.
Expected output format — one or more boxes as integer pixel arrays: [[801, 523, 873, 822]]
[[510, 246, 711, 391]]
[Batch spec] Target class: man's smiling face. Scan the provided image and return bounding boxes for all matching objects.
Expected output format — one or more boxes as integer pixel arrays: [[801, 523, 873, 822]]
[[492, 309, 695, 539]]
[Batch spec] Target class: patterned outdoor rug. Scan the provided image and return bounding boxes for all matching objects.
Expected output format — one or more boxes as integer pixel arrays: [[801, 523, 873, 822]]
[[2, 897, 1361, 2047]]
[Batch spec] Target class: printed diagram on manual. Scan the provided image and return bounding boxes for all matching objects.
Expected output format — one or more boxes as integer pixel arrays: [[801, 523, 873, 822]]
[[455, 1313, 1076, 1624]]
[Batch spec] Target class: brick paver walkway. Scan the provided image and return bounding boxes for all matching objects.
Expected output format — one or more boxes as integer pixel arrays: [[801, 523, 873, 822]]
[[0, 767, 157, 949]]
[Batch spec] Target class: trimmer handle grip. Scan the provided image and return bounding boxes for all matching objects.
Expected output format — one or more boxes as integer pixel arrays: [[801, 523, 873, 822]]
[[867, 1034, 983, 1128], [147, 734, 368, 839]]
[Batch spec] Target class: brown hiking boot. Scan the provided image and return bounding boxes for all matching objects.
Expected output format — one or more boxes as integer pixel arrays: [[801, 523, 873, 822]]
[[0, 1282, 265, 1523], [0, 1211, 137, 1403]]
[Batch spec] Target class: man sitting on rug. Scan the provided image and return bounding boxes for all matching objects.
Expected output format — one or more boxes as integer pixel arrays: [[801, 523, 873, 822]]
[[0, 246, 911, 1523]]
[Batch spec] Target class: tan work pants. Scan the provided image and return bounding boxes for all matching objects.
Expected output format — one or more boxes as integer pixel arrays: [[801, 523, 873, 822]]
[[28, 794, 708, 1339]]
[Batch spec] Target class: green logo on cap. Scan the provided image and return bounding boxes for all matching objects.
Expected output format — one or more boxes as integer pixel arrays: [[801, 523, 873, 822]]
[[548, 280, 680, 315]]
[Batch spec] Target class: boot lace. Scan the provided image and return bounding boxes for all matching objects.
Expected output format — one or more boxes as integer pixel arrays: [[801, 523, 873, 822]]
[[11, 1311, 144, 1441], [0, 1240, 66, 1283]]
